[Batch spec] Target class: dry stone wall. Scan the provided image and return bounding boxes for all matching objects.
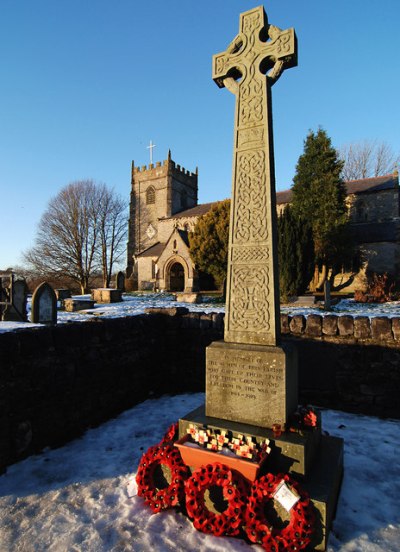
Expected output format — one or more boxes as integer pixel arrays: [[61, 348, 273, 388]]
[[0, 309, 399, 472]]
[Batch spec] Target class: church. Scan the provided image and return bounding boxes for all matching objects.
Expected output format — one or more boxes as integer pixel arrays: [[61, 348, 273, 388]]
[[126, 152, 399, 293]]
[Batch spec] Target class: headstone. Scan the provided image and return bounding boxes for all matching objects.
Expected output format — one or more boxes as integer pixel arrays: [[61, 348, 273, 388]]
[[175, 292, 201, 304], [55, 289, 72, 301], [7, 279, 28, 321], [115, 271, 126, 291], [324, 280, 332, 310], [64, 298, 96, 312], [31, 282, 57, 324], [206, 6, 298, 428], [91, 288, 122, 303], [0, 274, 28, 321], [293, 295, 316, 307]]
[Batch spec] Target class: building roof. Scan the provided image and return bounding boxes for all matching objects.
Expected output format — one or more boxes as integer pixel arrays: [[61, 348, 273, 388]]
[[166, 202, 217, 220], [156, 175, 399, 222], [276, 189, 293, 205], [137, 242, 166, 258], [345, 174, 398, 194], [276, 173, 398, 205]]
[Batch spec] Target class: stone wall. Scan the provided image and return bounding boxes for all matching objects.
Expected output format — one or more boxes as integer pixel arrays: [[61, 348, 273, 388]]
[[0, 309, 399, 472], [280, 312, 400, 419]]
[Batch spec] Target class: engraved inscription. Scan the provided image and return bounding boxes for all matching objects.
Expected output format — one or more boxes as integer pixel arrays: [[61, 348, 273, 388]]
[[230, 266, 270, 331], [234, 151, 268, 243], [207, 354, 283, 402]]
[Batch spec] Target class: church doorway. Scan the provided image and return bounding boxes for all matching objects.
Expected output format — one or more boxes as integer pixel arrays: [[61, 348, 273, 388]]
[[168, 262, 185, 291]]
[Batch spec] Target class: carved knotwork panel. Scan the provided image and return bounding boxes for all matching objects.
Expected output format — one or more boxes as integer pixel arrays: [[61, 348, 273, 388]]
[[234, 151, 268, 243], [239, 73, 264, 126], [231, 246, 269, 264], [229, 266, 270, 331]]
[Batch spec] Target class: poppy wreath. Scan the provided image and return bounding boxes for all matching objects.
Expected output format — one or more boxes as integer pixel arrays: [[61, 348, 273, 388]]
[[136, 444, 190, 513], [160, 422, 179, 445], [185, 462, 249, 537], [244, 473, 315, 551]]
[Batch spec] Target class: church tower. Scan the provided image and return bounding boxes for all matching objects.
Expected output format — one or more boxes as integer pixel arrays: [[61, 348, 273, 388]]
[[126, 151, 198, 280]]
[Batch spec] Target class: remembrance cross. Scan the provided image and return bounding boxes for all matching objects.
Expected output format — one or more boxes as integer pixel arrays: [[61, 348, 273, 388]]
[[213, 6, 297, 347]]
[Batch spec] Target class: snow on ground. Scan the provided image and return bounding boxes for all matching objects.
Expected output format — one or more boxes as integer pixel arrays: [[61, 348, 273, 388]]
[[1, 293, 399, 334], [0, 393, 399, 552], [0, 293, 225, 333]]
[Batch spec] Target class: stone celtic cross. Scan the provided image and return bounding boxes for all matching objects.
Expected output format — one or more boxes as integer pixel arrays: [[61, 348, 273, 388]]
[[213, 6, 297, 346]]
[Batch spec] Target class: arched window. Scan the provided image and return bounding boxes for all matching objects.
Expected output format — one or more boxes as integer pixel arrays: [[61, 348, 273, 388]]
[[146, 186, 155, 205]]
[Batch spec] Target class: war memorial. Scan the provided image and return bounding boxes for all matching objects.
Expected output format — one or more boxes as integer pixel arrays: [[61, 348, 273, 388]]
[[135, 6, 343, 551]]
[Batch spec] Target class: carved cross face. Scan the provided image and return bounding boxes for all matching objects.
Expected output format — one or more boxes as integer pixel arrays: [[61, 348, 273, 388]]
[[213, 6, 297, 92]]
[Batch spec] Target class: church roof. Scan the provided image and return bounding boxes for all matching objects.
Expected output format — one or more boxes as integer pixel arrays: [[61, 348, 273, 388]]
[[276, 189, 293, 205], [137, 242, 166, 258], [166, 202, 217, 220], [345, 174, 398, 194], [275, 173, 398, 205]]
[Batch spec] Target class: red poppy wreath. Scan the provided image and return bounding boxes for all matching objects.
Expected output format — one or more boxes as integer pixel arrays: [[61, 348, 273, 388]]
[[136, 444, 189, 513], [185, 462, 249, 537], [244, 473, 315, 551]]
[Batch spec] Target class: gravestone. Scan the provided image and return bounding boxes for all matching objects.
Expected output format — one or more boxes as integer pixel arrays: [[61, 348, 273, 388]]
[[178, 7, 343, 550], [64, 297, 95, 312], [92, 288, 122, 303], [324, 280, 332, 310], [115, 271, 125, 291], [31, 282, 57, 324], [0, 274, 28, 321]]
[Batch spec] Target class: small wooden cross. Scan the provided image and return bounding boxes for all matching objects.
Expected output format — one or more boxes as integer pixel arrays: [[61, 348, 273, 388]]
[[213, 6, 297, 346]]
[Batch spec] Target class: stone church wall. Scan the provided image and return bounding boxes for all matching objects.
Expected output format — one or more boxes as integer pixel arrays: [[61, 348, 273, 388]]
[[347, 189, 399, 223], [1, 311, 399, 472]]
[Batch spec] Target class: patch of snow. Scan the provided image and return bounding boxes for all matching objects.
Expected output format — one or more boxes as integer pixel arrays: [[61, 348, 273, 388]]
[[281, 298, 400, 319], [1, 294, 399, 334], [0, 393, 399, 551]]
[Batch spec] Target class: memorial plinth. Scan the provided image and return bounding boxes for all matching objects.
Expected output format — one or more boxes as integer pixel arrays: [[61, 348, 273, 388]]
[[206, 341, 297, 428]]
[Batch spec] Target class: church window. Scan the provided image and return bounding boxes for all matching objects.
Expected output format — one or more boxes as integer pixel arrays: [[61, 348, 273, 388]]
[[173, 239, 177, 249], [146, 186, 155, 205]]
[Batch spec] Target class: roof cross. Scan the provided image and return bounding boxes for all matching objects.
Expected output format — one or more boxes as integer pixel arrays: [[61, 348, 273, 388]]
[[147, 140, 156, 164]]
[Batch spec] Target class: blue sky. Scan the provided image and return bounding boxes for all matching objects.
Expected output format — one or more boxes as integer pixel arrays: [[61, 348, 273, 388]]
[[1, 0, 399, 269]]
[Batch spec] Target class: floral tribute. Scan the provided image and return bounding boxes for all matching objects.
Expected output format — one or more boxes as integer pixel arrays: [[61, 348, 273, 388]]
[[185, 462, 249, 537], [288, 405, 318, 432], [186, 423, 271, 462], [136, 444, 189, 513], [135, 422, 316, 550], [245, 473, 315, 551], [160, 422, 179, 445]]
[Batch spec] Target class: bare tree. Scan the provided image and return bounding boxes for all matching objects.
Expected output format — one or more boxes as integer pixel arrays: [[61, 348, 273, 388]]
[[96, 185, 127, 287], [25, 180, 126, 294], [339, 140, 400, 181]]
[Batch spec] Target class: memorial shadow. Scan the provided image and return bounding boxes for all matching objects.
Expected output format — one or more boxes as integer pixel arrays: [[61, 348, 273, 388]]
[[287, 336, 400, 419]]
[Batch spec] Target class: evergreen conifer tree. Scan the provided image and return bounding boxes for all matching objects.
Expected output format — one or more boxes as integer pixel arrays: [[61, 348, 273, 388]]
[[291, 128, 352, 287], [278, 206, 314, 299], [188, 199, 230, 289]]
